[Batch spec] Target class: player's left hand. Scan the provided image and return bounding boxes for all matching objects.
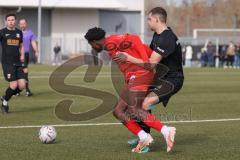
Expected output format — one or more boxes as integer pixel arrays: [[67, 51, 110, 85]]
[[20, 54, 24, 63], [113, 52, 128, 63]]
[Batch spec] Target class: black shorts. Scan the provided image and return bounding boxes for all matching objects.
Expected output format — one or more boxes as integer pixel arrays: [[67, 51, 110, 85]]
[[2, 64, 26, 82], [24, 52, 30, 68], [149, 73, 184, 107]]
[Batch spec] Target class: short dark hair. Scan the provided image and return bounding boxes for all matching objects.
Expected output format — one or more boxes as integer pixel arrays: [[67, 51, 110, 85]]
[[84, 27, 106, 42], [5, 13, 17, 20], [149, 7, 167, 23]]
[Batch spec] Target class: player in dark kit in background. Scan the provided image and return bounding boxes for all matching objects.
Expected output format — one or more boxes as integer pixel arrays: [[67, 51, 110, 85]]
[[0, 13, 26, 113], [142, 7, 184, 109], [18, 18, 39, 96], [115, 7, 184, 152]]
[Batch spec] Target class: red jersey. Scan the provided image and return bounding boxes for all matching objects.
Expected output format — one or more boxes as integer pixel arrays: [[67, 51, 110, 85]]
[[104, 34, 154, 91], [105, 34, 153, 81]]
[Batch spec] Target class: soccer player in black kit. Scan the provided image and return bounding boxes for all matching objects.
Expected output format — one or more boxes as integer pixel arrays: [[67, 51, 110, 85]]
[[0, 14, 26, 113], [142, 7, 184, 109], [115, 7, 184, 152]]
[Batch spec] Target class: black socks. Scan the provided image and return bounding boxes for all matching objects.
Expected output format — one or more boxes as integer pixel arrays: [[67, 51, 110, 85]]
[[4, 87, 16, 101]]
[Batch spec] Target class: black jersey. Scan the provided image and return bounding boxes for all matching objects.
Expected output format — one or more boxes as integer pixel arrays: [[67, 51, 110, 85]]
[[0, 27, 23, 64], [150, 28, 183, 78]]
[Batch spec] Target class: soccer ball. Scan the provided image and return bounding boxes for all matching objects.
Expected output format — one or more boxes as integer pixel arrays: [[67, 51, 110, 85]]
[[39, 126, 57, 144]]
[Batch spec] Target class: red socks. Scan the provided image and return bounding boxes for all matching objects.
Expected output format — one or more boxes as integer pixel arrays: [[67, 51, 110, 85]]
[[143, 113, 163, 132], [124, 113, 164, 135], [124, 120, 142, 135]]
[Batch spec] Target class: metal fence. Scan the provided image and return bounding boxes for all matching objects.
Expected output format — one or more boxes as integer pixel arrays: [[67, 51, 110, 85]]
[[0, 35, 239, 65]]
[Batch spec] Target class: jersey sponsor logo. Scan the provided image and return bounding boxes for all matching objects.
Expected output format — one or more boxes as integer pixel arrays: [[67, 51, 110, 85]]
[[7, 74, 11, 79], [5, 34, 10, 37], [104, 40, 132, 52], [157, 47, 165, 53], [176, 40, 180, 45], [7, 39, 20, 46]]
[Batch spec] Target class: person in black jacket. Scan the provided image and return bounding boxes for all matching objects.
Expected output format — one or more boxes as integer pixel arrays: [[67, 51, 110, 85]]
[[53, 43, 61, 66]]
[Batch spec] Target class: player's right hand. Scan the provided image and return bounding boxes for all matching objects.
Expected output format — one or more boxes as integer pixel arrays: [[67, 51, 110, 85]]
[[113, 52, 128, 63], [20, 54, 24, 63], [35, 52, 39, 58]]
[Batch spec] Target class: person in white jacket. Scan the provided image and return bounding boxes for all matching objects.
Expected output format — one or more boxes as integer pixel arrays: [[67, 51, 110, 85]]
[[185, 45, 193, 67]]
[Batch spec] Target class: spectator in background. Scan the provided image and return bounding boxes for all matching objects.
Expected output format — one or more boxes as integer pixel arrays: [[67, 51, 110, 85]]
[[226, 41, 235, 68], [234, 43, 240, 69], [206, 41, 215, 67], [185, 45, 193, 67], [219, 45, 227, 68], [200, 47, 208, 67], [196, 50, 202, 67], [53, 43, 61, 66]]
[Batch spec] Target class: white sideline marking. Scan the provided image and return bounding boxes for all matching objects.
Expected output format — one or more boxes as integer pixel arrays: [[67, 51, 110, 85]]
[[0, 118, 240, 129], [0, 75, 120, 79], [30, 75, 119, 78]]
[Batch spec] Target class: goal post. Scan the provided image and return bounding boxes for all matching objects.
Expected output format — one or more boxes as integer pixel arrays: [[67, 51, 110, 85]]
[[193, 28, 240, 39]]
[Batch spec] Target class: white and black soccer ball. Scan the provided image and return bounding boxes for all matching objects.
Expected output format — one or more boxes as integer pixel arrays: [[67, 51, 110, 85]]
[[39, 126, 57, 144]]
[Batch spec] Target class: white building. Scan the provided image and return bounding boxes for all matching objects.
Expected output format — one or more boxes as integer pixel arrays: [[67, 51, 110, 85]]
[[0, 0, 145, 63]]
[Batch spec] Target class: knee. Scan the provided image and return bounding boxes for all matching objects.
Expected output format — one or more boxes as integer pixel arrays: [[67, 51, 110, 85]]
[[142, 100, 151, 110], [18, 85, 25, 90], [126, 106, 138, 119], [18, 81, 26, 90], [10, 82, 18, 90]]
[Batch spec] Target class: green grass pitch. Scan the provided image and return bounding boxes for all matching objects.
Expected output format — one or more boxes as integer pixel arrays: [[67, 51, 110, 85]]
[[0, 65, 240, 160]]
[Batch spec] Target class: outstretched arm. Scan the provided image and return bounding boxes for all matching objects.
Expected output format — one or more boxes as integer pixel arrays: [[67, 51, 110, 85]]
[[114, 51, 162, 70], [31, 40, 39, 57], [115, 33, 177, 70]]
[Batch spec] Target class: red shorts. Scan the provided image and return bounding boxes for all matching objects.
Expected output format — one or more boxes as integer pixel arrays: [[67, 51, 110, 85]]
[[125, 71, 154, 91]]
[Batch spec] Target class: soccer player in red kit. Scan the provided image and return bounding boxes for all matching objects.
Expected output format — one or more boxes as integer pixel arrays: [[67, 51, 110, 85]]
[[85, 27, 176, 153]]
